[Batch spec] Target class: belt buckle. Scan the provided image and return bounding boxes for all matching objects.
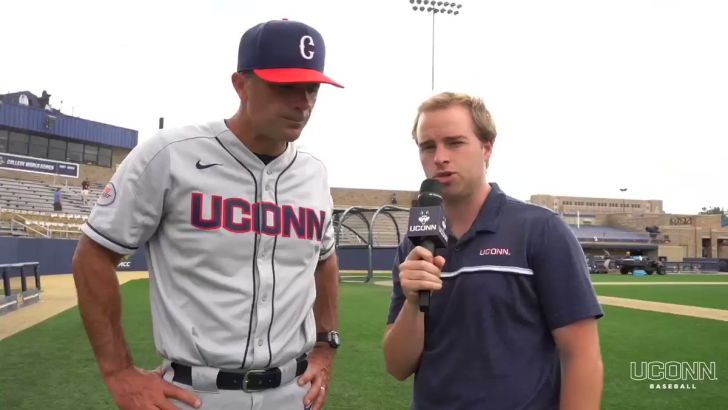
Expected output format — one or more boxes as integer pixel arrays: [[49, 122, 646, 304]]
[[242, 369, 268, 393]]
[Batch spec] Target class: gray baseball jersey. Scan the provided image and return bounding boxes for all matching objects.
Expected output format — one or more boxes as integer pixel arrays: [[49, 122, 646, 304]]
[[80, 119, 335, 370]]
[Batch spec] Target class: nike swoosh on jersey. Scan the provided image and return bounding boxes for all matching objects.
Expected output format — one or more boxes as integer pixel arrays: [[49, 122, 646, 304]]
[[196, 160, 222, 169]]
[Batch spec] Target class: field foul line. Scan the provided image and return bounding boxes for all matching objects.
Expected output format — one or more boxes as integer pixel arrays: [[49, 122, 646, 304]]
[[598, 296, 728, 322], [373, 281, 728, 322]]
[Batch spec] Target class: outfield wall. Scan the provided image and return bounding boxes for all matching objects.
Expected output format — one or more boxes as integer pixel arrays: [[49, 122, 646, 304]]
[[0, 237, 147, 274], [336, 246, 397, 271], [0, 238, 398, 274], [3, 237, 724, 274]]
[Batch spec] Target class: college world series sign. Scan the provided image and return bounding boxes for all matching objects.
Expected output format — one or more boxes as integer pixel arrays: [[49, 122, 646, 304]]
[[0, 153, 79, 178]]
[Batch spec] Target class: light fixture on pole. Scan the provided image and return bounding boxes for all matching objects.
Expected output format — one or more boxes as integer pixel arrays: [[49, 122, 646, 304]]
[[408, 0, 464, 90], [619, 187, 628, 213]]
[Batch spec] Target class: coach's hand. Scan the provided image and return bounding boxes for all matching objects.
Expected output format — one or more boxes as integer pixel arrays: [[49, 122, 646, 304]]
[[104, 366, 201, 410], [299, 344, 336, 410], [399, 246, 446, 306]]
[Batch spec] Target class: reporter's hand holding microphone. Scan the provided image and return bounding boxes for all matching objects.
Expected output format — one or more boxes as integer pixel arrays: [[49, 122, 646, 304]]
[[402, 178, 449, 313], [398, 246, 446, 309]]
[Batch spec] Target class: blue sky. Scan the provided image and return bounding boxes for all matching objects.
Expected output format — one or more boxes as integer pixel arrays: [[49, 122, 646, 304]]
[[2, 0, 726, 214]]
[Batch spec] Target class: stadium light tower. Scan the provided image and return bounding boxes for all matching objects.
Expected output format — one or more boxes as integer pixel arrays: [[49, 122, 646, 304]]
[[408, 0, 464, 90]]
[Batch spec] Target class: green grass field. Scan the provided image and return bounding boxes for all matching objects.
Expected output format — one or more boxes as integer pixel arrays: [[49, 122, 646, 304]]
[[588, 273, 728, 310], [597, 305, 727, 410], [1, 278, 727, 409], [589, 273, 728, 282]]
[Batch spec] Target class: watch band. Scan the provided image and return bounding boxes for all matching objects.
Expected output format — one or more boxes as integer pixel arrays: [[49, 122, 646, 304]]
[[316, 332, 329, 343], [316, 331, 340, 348]]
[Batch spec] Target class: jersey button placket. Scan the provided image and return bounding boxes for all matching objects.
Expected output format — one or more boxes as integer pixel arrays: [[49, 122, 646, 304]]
[[261, 173, 274, 202], [254, 230, 273, 366]]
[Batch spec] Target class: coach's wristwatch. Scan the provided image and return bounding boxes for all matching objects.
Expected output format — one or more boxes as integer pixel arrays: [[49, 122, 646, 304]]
[[316, 330, 341, 349]]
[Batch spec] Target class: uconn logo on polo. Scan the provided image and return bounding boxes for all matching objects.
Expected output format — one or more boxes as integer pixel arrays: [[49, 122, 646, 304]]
[[480, 248, 511, 256], [299, 35, 315, 59], [189, 193, 326, 241]]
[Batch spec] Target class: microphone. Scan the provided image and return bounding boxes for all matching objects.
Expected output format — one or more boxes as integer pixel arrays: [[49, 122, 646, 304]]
[[406, 179, 448, 313]]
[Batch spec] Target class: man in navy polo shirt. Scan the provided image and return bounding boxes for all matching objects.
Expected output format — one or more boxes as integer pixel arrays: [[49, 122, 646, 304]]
[[383, 92, 604, 409]]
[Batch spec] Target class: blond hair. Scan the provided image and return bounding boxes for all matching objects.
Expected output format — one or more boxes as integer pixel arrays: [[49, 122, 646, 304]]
[[411, 92, 497, 145]]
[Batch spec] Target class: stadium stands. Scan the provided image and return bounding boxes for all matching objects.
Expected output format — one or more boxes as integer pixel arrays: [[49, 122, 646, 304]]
[[0, 177, 104, 214], [0, 175, 683, 257], [334, 211, 660, 249], [570, 225, 654, 243], [1, 176, 417, 243], [0, 176, 103, 238]]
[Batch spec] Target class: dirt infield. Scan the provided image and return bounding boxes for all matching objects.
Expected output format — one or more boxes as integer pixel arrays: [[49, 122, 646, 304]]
[[373, 280, 728, 322], [0, 272, 149, 341]]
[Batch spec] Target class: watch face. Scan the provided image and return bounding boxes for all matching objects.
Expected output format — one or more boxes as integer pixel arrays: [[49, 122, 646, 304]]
[[330, 331, 340, 347]]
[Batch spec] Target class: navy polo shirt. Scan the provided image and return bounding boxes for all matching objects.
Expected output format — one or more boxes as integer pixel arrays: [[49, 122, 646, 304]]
[[387, 183, 604, 410]]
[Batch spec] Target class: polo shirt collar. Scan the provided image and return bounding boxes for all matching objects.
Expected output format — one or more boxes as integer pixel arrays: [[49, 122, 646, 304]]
[[475, 183, 507, 233], [449, 183, 506, 244]]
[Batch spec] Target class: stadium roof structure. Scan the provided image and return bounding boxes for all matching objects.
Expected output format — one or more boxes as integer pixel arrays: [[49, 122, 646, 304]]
[[1, 90, 138, 149]]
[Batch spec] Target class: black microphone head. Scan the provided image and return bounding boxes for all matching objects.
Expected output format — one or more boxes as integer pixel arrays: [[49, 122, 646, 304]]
[[408, 178, 448, 251], [418, 178, 443, 207]]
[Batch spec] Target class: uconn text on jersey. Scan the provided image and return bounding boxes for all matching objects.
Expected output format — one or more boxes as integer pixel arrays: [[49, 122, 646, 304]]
[[190, 193, 327, 241]]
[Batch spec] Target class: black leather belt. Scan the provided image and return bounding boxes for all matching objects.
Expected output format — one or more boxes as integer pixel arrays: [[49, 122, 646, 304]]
[[172, 355, 308, 392]]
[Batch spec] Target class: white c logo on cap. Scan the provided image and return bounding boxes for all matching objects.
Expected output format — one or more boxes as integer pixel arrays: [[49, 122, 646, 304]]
[[299, 35, 315, 60]]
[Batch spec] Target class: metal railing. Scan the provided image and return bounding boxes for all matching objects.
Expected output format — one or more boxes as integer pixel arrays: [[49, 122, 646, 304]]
[[2, 207, 86, 238], [9, 216, 50, 238]]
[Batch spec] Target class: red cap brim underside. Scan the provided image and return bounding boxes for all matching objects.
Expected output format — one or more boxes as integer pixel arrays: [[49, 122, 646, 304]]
[[253, 68, 344, 88]]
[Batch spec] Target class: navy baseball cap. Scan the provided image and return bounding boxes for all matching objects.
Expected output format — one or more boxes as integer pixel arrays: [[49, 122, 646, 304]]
[[238, 19, 343, 88]]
